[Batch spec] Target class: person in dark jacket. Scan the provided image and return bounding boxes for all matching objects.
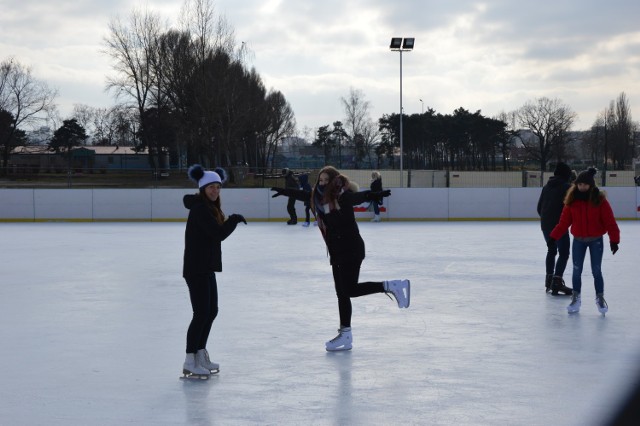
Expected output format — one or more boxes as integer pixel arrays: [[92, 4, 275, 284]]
[[537, 162, 573, 295], [370, 171, 383, 222], [283, 168, 299, 225], [271, 166, 410, 352], [549, 167, 620, 314], [181, 165, 246, 378], [298, 173, 314, 227]]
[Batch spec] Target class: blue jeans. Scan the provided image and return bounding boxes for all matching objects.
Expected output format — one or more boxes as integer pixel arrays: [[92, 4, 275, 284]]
[[542, 230, 570, 277], [571, 237, 604, 294]]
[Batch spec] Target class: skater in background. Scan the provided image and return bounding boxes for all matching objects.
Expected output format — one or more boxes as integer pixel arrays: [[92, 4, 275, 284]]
[[370, 171, 383, 222], [283, 168, 299, 225], [537, 162, 573, 295], [182, 165, 247, 378], [298, 173, 314, 227], [549, 168, 620, 314], [271, 165, 410, 352]]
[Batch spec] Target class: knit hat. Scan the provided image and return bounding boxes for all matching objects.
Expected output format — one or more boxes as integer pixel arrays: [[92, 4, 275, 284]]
[[187, 164, 225, 188], [553, 162, 572, 179], [575, 167, 597, 187]]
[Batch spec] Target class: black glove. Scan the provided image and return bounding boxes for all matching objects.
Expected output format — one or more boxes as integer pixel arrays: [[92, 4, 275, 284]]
[[610, 242, 619, 255], [271, 188, 284, 198], [547, 238, 556, 250], [229, 214, 247, 225]]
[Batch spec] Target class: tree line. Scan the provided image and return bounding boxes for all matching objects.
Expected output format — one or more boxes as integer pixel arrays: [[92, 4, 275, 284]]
[[312, 94, 637, 173]]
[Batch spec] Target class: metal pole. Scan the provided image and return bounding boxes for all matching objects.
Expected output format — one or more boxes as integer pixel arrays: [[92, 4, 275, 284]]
[[399, 49, 404, 188]]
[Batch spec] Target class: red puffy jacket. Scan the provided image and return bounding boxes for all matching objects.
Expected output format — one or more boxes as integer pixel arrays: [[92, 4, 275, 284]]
[[550, 197, 620, 243]]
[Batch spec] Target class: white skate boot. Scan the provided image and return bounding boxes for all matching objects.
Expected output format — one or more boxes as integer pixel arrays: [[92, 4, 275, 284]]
[[567, 292, 581, 314], [196, 349, 220, 374], [371, 214, 381, 222], [325, 327, 352, 352], [384, 279, 410, 308], [595, 293, 608, 315], [181, 353, 210, 380]]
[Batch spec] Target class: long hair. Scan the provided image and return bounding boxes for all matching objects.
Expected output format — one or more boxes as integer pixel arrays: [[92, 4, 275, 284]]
[[563, 184, 604, 206], [198, 189, 225, 224], [310, 166, 340, 214]]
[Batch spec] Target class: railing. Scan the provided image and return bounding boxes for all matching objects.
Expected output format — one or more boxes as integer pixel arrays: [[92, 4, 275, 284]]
[[1, 167, 639, 188]]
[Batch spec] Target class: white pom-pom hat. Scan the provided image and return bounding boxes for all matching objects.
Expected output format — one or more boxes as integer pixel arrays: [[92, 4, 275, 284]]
[[188, 164, 222, 189]]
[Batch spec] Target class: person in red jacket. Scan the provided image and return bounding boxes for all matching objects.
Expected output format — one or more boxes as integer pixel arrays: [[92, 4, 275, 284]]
[[549, 168, 620, 315]]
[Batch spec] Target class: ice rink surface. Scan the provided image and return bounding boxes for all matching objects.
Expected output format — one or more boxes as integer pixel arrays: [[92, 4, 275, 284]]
[[1, 220, 640, 426]]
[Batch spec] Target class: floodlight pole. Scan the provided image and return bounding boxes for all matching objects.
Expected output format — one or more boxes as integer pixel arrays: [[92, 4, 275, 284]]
[[390, 37, 414, 188], [399, 49, 404, 188]]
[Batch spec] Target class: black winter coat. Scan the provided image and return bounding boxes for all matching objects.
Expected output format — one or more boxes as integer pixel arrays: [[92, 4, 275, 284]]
[[276, 187, 372, 265], [537, 176, 571, 233], [370, 178, 383, 205], [183, 194, 238, 277]]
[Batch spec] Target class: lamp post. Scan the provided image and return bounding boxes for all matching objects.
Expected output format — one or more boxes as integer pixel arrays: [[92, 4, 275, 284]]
[[419, 98, 424, 114], [390, 37, 414, 188]]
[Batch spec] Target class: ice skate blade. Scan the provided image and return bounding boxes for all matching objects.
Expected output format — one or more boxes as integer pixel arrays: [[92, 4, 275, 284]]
[[209, 368, 220, 374], [181, 369, 210, 380], [180, 374, 209, 380], [325, 346, 352, 352]]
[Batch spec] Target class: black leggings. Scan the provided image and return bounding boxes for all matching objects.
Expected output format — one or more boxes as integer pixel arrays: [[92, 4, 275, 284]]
[[185, 273, 219, 354], [332, 262, 384, 328]]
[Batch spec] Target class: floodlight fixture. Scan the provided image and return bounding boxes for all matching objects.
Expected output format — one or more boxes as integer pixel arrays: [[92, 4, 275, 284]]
[[402, 37, 415, 49], [390, 37, 402, 49]]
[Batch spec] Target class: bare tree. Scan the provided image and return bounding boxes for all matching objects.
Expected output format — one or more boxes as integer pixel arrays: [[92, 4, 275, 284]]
[[103, 7, 163, 158], [494, 111, 518, 170], [609, 92, 636, 169], [0, 57, 58, 174], [341, 87, 378, 167], [516, 97, 576, 173], [262, 90, 295, 171], [71, 104, 97, 144], [179, 0, 235, 58]]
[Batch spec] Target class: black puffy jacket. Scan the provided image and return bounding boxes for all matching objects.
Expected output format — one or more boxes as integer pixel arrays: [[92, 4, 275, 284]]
[[317, 190, 369, 265], [537, 176, 571, 233], [182, 194, 238, 277], [273, 186, 375, 265]]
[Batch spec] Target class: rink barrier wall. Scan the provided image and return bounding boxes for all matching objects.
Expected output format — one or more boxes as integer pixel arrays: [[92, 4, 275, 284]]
[[0, 187, 639, 222]]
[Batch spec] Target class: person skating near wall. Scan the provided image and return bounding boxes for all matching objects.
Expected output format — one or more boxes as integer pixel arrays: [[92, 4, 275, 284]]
[[537, 162, 573, 295], [549, 168, 620, 315], [283, 168, 299, 225], [270, 165, 410, 351], [298, 173, 314, 227], [370, 171, 383, 222], [181, 165, 247, 379]]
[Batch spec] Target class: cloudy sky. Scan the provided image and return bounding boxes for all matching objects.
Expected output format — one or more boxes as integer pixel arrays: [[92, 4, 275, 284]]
[[2, 0, 639, 135]]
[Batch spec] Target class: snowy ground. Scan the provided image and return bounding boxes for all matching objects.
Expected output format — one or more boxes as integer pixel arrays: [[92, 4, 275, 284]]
[[1, 221, 639, 426]]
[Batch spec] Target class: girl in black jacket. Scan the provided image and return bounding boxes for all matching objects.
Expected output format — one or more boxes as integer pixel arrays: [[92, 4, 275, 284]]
[[181, 165, 246, 379], [272, 166, 410, 351]]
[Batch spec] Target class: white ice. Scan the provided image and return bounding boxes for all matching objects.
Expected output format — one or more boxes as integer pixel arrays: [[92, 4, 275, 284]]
[[1, 221, 640, 425]]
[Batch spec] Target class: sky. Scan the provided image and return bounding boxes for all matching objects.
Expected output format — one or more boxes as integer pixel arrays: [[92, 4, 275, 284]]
[[2, 0, 640, 137]]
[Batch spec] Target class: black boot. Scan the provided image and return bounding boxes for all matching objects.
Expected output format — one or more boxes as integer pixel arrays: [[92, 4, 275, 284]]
[[545, 274, 553, 293], [551, 276, 573, 296]]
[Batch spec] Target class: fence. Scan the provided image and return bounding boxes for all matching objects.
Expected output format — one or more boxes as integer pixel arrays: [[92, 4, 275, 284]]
[[1, 167, 638, 189], [1, 186, 639, 221]]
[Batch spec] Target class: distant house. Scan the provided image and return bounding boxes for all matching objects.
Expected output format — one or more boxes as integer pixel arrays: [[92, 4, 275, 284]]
[[9, 145, 150, 173]]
